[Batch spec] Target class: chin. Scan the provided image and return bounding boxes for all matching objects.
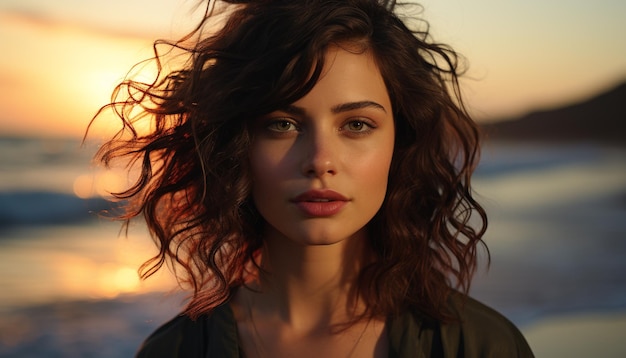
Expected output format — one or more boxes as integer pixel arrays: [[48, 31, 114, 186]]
[[274, 225, 369, 248]]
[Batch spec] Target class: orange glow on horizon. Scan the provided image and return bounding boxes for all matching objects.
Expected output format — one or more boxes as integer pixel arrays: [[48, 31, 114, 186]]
[[0, 12, 158, 138], [3, 6, 626, 139]]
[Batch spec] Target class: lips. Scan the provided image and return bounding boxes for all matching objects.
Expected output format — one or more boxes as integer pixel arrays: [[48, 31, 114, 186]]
[[291, 189, 349, 217]]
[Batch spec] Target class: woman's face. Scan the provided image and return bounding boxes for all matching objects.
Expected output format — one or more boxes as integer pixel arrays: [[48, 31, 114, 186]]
[[249, 46, 395, 246]]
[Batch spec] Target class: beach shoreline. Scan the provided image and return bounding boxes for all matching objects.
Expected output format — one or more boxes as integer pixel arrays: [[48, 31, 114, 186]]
[[523, 310, 626, 357]]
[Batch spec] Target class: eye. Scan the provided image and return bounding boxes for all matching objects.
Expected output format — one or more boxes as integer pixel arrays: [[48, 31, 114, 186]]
[[267, 119, 298, 132], [341, 119, 375, 133], [346, 121, 366, 131]]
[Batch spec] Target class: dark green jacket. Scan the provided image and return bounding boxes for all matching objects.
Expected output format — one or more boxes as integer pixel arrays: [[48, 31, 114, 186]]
[[136, 295, 534, 357]]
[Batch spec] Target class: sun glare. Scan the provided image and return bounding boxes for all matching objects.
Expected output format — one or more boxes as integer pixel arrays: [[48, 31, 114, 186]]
[[73, 174, 95, 199], [95, 263, 140, 298], [58, 261, 140, 300], [40, 227, 178, 303], [73, 169, 130, 199]]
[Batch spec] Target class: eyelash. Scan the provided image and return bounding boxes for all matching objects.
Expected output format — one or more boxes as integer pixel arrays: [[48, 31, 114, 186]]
[[264, 118, 376, 136]]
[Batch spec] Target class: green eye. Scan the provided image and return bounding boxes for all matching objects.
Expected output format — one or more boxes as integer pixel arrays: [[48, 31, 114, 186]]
[[344, 120, 373, 132], [268, 120, 297, 132], [347, 121, 366, 131]]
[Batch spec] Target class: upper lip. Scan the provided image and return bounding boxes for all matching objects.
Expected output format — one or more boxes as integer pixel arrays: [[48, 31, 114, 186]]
[[291, 189, 349, 202]]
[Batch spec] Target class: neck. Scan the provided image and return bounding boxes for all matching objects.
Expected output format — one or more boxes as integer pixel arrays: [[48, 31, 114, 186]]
[[246, 228, 373, 332]]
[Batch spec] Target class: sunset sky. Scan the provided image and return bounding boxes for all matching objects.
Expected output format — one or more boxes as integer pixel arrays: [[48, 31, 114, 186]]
[[1, 0, 625, 138]]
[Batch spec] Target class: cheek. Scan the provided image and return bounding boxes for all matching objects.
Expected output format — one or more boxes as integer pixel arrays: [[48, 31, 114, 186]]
[[354, 147, 394, 204], [249, 143, 288, 207], [370, 159, 392, 195], [249, 139, 293, 178], [368, 142, 394, 183], [249, 140, 274, 180]]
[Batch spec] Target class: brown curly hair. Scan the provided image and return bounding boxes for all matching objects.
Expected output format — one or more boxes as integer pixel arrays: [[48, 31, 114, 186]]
[[90, 0, 488, 323]]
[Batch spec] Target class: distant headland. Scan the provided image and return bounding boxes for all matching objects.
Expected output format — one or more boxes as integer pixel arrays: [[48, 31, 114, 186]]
[[481, 80, 626, 145]]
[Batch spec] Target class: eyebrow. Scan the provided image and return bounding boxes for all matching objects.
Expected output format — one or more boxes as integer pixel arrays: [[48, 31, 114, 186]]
[[331, 101, 387, 114], [280, 100, 387, 116]]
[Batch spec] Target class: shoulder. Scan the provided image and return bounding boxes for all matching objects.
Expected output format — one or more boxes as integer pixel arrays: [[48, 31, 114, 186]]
[[441, 293, 534, 357], [135, 314, 203, 358], [135, 304, 240, 358]]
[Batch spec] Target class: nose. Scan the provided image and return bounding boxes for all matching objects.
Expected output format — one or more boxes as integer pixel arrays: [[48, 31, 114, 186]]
[[300, 129, 337, 178]]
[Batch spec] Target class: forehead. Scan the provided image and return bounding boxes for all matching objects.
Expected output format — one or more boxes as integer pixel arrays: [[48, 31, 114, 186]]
[[291, 45, 391, 113]]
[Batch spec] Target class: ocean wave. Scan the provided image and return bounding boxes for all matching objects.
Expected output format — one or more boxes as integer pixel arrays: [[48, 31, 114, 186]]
[[0, 191, 118, 229]]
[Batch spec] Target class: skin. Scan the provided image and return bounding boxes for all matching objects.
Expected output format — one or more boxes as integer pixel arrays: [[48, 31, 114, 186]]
[[233, 45, 395, 358]]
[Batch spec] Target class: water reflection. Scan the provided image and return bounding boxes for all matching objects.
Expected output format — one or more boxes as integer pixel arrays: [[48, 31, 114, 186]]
[[0, 221, 176, 309]]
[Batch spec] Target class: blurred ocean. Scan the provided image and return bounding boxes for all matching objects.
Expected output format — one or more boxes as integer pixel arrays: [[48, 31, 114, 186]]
[[0, 136, 625, 357]]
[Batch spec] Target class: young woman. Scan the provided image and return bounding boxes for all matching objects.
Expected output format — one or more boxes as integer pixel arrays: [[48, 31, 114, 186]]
[[92, 0, 534, 356]]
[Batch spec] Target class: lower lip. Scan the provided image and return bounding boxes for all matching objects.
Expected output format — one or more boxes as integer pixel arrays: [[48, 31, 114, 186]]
[[294, 201, 347, 217]]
